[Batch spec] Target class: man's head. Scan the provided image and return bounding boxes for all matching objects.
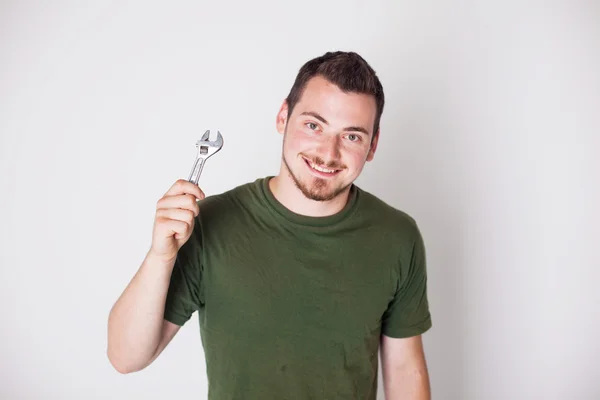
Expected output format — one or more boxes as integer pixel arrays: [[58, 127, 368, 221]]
[[276, 51, 385, 202]]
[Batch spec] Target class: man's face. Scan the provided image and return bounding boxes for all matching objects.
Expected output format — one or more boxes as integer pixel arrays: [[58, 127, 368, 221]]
[[276, 75, 379, 202]]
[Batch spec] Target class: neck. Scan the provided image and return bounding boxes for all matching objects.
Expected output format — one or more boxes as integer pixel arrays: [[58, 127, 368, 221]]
[[268, 174, 351, 218]]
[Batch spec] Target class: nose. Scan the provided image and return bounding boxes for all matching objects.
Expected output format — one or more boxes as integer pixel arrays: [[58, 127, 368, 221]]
[[318, 135, 342, 163]]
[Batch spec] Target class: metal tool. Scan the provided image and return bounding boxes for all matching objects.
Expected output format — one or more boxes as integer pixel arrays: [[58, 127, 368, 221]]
[[187, 130, 224, 185]]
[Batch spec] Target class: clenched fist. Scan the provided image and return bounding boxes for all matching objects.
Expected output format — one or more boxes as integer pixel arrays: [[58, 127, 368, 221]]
[[149, 179, 205, 262]]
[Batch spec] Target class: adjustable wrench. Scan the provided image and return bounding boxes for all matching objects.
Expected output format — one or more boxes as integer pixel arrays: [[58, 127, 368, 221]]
[[187, 130, 224, 185]]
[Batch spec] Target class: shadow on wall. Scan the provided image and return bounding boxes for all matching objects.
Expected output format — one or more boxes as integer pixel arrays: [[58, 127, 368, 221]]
[[367, 87, 469, 400]]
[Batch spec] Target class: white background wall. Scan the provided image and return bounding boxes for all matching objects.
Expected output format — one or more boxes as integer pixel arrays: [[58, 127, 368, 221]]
[[1, 1, 598, 399]]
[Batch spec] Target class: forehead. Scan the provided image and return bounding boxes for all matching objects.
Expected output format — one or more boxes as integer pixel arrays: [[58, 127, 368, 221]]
[[293, 76, 377, 131]]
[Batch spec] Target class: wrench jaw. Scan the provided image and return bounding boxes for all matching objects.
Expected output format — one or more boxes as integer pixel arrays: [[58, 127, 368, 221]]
[[195, 130, 224, 157], [200, 129, 210, 141], [213, 131, 223, 148]]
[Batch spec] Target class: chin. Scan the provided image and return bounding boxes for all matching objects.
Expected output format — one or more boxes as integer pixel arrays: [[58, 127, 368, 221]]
[[295, 174, 352, 202]]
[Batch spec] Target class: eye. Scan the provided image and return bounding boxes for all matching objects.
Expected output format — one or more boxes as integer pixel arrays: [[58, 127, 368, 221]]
[[306, 122, 319, 130], [347, 133, 361, 142]]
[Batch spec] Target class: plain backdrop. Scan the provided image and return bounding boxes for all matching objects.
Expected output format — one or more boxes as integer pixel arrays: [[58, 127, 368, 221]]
[[1, 1, 599, 399]]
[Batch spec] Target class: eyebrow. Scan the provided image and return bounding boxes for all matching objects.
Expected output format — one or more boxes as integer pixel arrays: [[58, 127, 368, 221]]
[[300, 111, 370, 135]]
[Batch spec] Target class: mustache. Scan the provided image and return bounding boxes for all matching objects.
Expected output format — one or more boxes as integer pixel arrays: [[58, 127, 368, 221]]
[[302, 155, 346, 170]]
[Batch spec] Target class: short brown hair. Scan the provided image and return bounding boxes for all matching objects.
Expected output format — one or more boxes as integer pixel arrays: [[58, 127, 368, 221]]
[[285, 51, 385, 138]]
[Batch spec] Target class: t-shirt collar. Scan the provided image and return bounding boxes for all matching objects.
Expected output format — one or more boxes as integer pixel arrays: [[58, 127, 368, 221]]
[[259, 176, 360, 228]]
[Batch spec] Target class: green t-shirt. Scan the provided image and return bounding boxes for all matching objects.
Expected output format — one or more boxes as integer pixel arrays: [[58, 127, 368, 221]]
[[164, 177, 432, 399]]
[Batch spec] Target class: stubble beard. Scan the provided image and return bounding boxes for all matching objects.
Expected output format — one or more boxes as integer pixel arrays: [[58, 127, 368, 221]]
[[282, 153, 351, 202]]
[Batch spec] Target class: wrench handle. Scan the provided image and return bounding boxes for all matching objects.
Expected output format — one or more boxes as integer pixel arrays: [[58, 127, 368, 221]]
[[188, 157, 206, 185]]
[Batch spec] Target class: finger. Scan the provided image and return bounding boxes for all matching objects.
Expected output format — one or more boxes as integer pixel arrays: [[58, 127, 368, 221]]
[[157, 194, 200, 216], [157, 217, 190, 239], [156, 208, 195, 224], [164, 179, 205, 200]]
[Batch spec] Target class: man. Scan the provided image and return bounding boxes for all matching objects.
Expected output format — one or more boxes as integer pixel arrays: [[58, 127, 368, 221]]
[[108, 51, 433, 399]]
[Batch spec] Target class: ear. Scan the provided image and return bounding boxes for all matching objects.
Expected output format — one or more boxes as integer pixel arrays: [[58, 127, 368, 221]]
[[276, 100, 289, 135], [366, 129, 379, 162]]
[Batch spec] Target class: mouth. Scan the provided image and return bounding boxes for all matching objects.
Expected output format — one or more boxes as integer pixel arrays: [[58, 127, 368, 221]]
[[303, 157, 343, 178]]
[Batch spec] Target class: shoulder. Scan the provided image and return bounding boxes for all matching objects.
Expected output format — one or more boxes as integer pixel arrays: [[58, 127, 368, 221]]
[[196, 178, 264, 223], [355, 187, 428, 275], [354, 186, 424, 251], [356, 187, 420, 231], [199, 178, 260, 205]]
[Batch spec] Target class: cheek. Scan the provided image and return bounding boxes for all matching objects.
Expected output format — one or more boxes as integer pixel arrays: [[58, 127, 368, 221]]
[[347, 154, 366, 170], [284, 128, 313, 151], [344, 144, 371, 163]]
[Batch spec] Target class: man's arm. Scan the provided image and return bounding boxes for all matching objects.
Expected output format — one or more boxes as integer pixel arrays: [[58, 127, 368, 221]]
[[107, 179, 204, 373], [107, 250, 182, 373], [380, 334, 431, 400]]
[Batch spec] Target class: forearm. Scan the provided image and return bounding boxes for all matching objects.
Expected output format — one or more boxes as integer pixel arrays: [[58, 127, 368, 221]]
[[107, 251, 175, 372], [384, 364, 431, 400]]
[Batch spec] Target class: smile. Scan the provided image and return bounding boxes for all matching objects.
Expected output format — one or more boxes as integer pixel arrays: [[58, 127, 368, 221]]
[[303, 157, 342, 177]]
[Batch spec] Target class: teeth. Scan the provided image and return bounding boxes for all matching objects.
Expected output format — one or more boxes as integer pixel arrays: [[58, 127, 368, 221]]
[[310, 162, 336, 173]]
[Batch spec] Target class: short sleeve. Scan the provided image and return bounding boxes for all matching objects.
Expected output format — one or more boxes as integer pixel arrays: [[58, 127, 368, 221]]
[[381, 224, 432, 338], [163, 211, 205, 326]]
